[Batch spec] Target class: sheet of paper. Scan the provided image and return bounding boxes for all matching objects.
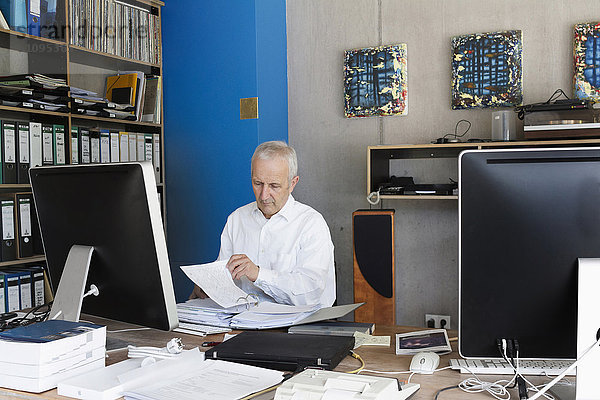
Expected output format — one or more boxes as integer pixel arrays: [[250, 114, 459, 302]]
[[123, 359, 283, 400], [180, 261, 256, 308], [353, 332, 391, 349]]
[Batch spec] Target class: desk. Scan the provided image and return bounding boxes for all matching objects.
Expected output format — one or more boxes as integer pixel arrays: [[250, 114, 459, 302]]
[[0, 320, 553, 400]]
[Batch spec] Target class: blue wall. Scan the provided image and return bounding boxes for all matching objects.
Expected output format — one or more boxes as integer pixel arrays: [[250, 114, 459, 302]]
[[162, 1, 288, 301]]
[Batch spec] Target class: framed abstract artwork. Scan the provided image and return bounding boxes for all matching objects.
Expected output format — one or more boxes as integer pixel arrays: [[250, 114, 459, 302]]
[[344, 44, 408, 118], [451, 30, 522, 109], [574, 22, 600, 102]]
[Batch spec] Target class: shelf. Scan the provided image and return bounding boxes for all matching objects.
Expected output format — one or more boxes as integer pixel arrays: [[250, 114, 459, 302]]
[[0, 27, 67, 46], [0, 105, 69, 118], [0, 256, 46, 267], [71, 114, 161, 128], [69, 45, 161, 70], [367, 138, 600, 198], [380, 195, 458, 200]]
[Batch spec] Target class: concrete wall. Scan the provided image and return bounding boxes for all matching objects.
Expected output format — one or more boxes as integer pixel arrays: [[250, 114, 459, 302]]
[[286, 0, 600, 326]]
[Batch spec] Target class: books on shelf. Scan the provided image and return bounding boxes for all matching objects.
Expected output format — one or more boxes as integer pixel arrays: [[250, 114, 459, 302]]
[[70, 0, 161, 64], [0, 319, 106, 392]]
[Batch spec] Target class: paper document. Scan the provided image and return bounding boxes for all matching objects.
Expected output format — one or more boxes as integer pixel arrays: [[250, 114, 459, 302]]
[[180, 261, 257, 308], [123, 359, 283, 400]]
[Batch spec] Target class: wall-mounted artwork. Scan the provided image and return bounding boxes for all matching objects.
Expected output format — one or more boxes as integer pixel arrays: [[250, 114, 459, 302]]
[[451, 30, 522, 109], [574, 22, 600, 102], [344, 44, 407, 118]]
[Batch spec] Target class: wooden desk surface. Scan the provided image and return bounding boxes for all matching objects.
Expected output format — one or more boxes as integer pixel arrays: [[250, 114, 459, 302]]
[[0, 319, 552, 400]]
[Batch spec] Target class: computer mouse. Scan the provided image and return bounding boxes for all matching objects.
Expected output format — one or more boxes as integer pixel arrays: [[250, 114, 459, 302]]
[[409, 351, 440, 374]]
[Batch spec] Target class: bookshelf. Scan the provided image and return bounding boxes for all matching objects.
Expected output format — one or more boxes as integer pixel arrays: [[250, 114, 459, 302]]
[[0, 0, 165, 310]]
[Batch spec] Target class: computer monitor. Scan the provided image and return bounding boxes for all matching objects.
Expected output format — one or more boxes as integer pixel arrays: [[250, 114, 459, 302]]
[[459, 147, 600, 360], [29, 162, 178, 331]]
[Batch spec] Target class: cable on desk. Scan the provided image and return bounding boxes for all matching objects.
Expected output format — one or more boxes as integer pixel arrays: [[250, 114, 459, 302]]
[[240, 372, 293, 400], [434, 385, 459, 400], [344, 351, 365, 374]]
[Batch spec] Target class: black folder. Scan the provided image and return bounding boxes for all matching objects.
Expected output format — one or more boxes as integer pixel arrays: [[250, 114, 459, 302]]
[[204, 331, 354, 371], [16, 122, 30, 184], [0, 198, 17, 261], [1, 121, 17, 184], [15, 193, 33, 258]]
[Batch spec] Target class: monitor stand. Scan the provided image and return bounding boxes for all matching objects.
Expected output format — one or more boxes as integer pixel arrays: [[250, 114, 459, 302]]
[[47, 245, 95, 322], [547, 259, 600, 400]]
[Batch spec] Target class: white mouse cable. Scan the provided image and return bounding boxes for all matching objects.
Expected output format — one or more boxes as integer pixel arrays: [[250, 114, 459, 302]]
[[456, 365, 515, 400]]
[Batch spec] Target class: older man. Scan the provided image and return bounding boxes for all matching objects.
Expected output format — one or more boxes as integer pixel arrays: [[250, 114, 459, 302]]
[[191, 141, 336, 307]]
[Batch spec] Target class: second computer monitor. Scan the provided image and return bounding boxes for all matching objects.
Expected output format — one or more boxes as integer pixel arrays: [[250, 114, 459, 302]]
[[30, 162, 178, 331], [459, 147, 600, 360]]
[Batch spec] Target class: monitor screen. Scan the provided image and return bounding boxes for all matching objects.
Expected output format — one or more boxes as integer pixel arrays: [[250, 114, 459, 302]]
[[459, 147, 600, 360], [30, 162, 178, 331]]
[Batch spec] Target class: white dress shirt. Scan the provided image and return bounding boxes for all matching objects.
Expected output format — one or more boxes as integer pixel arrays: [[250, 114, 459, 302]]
[[218, 195, 336, 308]]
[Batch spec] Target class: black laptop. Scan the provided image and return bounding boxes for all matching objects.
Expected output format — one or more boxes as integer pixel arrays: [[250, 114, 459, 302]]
[[204, 331, 354, 371]]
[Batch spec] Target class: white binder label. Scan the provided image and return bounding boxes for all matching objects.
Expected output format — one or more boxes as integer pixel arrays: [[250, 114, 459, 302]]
[[81, 135, 90, 163], [33, 273, 44, 306], [100, 135, 110, 163], [20, 278, 31, 309], [119, 133, 129, 162], [2, 203, 14, 240], [19, 202, 31, 238], [110, 132, 119, 162], [42, 130, 53, 163], [7, 277, 18, 312], [91, 137, 100, 163], [71, 137, 79, 164], [30, 122, 43, 167], [30, 0, 40, 15], [19, 128, 29, 163], [4, 127, 15, 163], [56, 131, 65, 164], [137, 133, 145, 161], [129, 134, 137, 161]]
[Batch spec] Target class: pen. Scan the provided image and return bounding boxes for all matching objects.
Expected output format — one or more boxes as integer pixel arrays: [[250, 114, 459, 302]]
[[202, 341, 222, 347]]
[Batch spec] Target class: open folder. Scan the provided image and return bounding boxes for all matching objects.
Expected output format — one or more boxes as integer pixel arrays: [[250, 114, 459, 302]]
[[177, 298, 363, 330], [180, 260, 362, 329]]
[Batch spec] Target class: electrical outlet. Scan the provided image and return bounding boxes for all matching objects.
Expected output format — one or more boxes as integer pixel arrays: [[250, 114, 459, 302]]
[[425, 314, 451, 329]]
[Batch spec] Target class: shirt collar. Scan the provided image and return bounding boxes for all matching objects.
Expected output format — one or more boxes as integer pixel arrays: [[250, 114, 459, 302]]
[[252, 194, 296, 222]]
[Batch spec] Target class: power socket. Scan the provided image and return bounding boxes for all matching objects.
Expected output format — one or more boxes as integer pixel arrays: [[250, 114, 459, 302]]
[[425, 314, 451, 329]]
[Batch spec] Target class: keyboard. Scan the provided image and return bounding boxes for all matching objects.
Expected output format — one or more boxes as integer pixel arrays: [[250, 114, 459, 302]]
[[449, 358, 575, 376], [174, 322, 232, 336]]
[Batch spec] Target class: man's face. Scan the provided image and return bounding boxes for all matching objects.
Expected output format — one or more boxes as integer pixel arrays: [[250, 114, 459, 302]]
[[251, 157, 298, 219]]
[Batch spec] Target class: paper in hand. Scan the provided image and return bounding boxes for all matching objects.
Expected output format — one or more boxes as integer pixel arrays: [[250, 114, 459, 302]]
[[180, 260, 257, 308]]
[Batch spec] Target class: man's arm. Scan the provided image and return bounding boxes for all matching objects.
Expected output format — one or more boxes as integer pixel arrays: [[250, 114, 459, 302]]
[[253, 219, 335, 307]]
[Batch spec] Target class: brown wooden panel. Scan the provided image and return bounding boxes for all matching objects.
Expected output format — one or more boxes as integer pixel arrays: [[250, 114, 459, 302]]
[[353, 210, 395, 325]]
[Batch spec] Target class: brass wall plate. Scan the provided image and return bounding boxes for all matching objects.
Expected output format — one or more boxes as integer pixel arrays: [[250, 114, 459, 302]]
[[240, 97, 259, 120]]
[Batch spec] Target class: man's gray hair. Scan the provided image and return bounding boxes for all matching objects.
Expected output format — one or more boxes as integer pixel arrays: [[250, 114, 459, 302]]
[[252, 141, 298, 183]]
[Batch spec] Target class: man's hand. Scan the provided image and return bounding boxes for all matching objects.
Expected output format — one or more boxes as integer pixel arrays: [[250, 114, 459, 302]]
[[227, 254, 259, 282], [189, 285, 208, 299]]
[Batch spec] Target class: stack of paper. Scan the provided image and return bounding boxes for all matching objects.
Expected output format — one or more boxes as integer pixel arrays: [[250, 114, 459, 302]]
[[176, 298, 247, 327], [230, 302, 320, 329], [122, 350, 284, 400], [0, 320, 106, 392]]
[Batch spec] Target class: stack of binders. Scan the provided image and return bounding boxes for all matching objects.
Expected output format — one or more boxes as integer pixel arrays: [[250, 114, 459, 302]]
[[0, 320, 106, 392], [0, 265, 45, 313], [0, 74, 69, 112]]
